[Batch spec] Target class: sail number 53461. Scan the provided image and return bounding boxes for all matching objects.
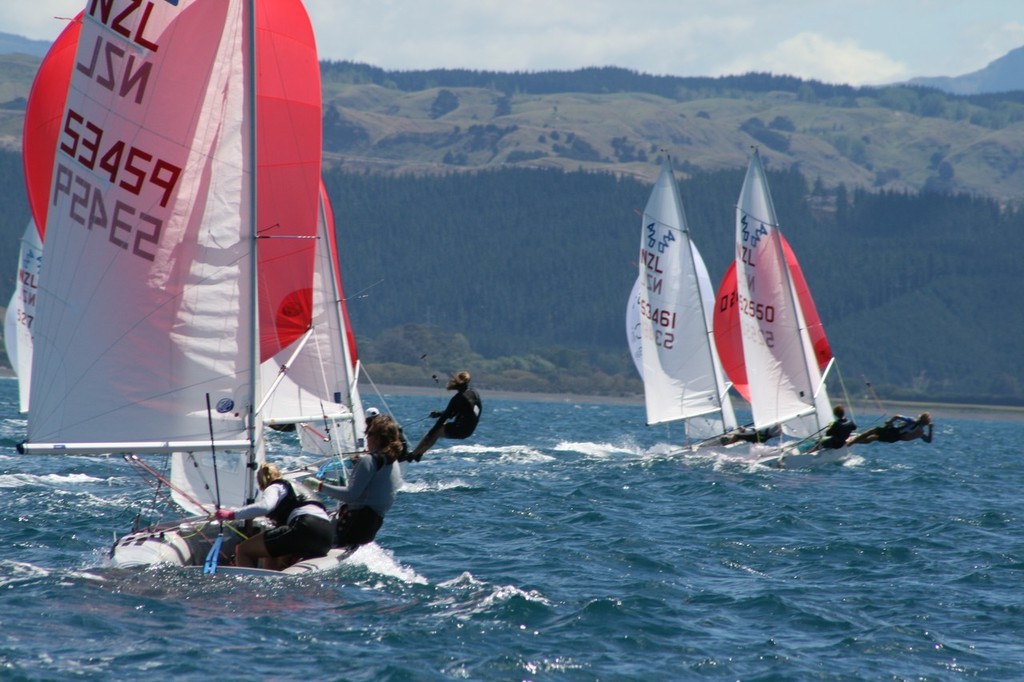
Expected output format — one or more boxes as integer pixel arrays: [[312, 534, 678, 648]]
[[638, 300, 677, 329]]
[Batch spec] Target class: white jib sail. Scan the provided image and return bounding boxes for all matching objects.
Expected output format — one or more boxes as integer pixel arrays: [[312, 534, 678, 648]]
[[5, 221, 42, 414], [260, 185, 365, 458], [29, 2, 254, 464], [734, 152, 831, 438], [638, 164, 737, 437]]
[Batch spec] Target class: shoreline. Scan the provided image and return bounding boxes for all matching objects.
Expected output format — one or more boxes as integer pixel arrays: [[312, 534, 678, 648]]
[[1, 373, 1017, 420], [367, 383, 644, 406], [366, 383, 1024, 420]]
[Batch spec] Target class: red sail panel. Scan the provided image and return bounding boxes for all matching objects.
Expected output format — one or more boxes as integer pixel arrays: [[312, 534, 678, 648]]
[[254, 0, 322, 360], [713, 236, 832, 402], [22, 14, 81, 237]]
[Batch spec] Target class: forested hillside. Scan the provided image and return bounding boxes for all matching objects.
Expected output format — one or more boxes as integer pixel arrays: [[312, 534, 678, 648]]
[[321, 163, 1022, 404], [1, 57, 1022, 404], [316, 62, 1024, 206]]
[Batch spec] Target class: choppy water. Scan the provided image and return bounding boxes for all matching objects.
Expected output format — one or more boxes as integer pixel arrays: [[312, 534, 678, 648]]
[[0, 378, 1021, 680]]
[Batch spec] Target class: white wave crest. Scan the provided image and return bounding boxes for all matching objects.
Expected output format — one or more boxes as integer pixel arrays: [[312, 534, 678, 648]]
[[0, 560, 50, 587], [553, 440, 646, 458], [399, 478, 474, 494], [346, 543, 428, 585], [438, 571, 551, 610], [0, 472, 104, 489]]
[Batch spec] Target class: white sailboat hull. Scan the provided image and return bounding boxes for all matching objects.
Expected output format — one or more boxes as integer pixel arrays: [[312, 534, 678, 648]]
[[109, 516, 358, 575], [109, 517, 245, 569], [209, 548, 357, 577], [755, 445, 851, 469]]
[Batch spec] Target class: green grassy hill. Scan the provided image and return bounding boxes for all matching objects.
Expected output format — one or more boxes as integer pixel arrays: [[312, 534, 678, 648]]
[[316, 63, 1024, 206], [3, 55, 1023, 203]]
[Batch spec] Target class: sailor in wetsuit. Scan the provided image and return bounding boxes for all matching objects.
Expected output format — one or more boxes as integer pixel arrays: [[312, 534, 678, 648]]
[[720, 423, 782, 446], [407, 370, 482, 461], [848, 412, 933, 445], [810, 404, 857, 451], [215, 463, 334, 570]]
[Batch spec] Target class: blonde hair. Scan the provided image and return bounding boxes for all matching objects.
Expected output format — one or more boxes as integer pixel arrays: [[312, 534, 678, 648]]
[[448, 370, 471, 389], [256, 463, 282, 489]]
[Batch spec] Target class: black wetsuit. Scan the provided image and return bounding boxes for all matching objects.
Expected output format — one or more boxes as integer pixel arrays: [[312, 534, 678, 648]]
[[439, 387, 482, 439], [876, 415, 919, 442], [819, 417, 856, 449]]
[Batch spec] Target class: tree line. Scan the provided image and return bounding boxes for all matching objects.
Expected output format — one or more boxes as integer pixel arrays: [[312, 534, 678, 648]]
[[321, 61, 1024, 131], [1, 147, 1020, 404], [322, 163, 1023, 404]]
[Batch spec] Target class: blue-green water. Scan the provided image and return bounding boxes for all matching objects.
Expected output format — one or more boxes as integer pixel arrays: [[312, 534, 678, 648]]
[[1, 378, 1021, 680]]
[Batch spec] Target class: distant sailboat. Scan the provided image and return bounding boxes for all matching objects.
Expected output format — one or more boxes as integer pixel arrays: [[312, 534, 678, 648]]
[[629, 162, 737, 445], [714, 150, 848, 467], [4, 222, 42, 414]]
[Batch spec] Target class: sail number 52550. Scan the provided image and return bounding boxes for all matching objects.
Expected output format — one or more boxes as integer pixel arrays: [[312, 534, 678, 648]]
[[737, 293, 775, 323]]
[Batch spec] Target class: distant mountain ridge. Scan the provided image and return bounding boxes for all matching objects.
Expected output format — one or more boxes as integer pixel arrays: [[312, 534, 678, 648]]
[[2, 33, 1024, 204], [0, 32, 51, 59], [2, 28, 1020, 94], [907, 46, 1024, 94]]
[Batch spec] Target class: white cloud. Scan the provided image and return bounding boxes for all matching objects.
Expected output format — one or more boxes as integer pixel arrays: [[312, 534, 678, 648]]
[[717, 32, 910, 86], [0, 1, 82, 41], [2, 1, 1020, 86], [980, 20, 1024, 64]]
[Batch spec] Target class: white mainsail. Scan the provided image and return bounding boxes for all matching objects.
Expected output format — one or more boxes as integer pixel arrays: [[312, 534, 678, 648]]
[[636, 163, 737, 439], [30, 1, 252, 447], [27, 2, 259, 510], [733, 151, 832, 438], [5, 222, 42, 414]]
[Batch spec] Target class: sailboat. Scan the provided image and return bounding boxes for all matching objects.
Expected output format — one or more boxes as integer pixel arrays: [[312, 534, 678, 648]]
[[20, 0, 348, 572], [629, 162, 738, 446], [4, 221, 42, 414], [714, 150, 848, 467]]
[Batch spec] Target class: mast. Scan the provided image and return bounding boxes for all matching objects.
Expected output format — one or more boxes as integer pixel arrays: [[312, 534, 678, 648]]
[[245, 0, 261, 504]]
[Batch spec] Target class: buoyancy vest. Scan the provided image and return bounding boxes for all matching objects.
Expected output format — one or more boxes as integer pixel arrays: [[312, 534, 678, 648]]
[[265, 480, 325, 527]]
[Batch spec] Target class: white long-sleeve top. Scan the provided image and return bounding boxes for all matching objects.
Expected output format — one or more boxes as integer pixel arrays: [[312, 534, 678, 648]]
[[232, 481, 330, 524], [319, 452, 402, 517]]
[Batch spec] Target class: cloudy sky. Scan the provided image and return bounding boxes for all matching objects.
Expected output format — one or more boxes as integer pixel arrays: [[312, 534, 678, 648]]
[[3, 1, 1022, 86]]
